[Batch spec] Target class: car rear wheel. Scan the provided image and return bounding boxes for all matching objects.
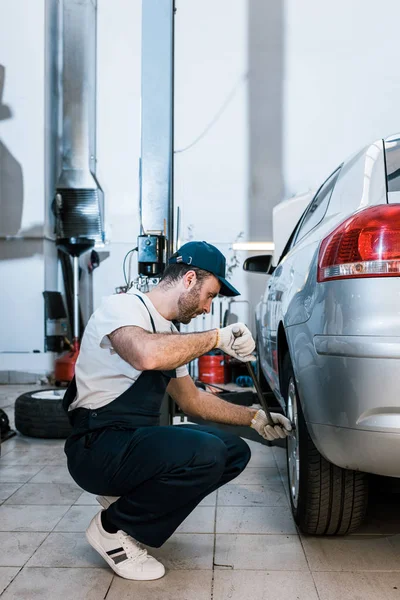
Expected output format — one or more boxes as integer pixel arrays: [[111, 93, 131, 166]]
[[282, 353, 368, 535]]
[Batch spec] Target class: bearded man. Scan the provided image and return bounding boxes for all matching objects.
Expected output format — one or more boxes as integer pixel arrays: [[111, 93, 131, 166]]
[[63, 241, 291, 581]]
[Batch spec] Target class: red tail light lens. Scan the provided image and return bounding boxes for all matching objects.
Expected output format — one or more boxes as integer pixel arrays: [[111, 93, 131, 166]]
[[318, 204, 400, 282]]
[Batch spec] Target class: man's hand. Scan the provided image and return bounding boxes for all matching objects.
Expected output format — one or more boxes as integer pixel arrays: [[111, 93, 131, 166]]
[[216, 323, 255, 362], [251, 409, 292, 441]]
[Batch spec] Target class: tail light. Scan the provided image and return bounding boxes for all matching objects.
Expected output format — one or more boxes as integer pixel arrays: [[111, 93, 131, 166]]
[[317, 204, 400, 282]]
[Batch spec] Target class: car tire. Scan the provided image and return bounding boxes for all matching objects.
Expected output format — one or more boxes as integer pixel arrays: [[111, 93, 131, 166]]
[[15, 389, 72, 439], [282, 353, 368, 535]]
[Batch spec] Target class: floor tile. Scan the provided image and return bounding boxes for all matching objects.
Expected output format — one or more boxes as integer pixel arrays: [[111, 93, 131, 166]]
[[246, 448, 277, 468], [26, 532, 105, 568], [272, 446, 287, 470], [281, 475, 290, 501], [387, 533, 400, 555], [0, 465, 43, 483], [0, 532, 48, 567], [0, 567, 113, 599], [176, 506, 215, 534], [216, 506, 297, 534], [0, 505, 69, 532], [313, 571, 400, 600], [28, 465, 77, 485], [4, 482, 82, 506], [218, 483, 288, 507], [213, 570, 318, 600], [106, 569, 213, 600], [1, 437, 65, 452], [0, 483, 23, 503], [0, 396, 14, 410], [234, 467, 281, 485], [54, 505, 100, 532], [302, 534, 400, 571], [0, 567, 20, 595], [147, 534, 214, 570], [72, 489, 216, 507], [215, 534, 308, 570], [0, 448, 66, 466], [199, 491, 217, 506], [75, 491, 98, 505]]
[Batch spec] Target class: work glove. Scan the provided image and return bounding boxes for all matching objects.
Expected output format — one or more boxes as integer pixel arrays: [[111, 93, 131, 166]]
[[215, 322, 255, 362], [251, 409, 292, 441]]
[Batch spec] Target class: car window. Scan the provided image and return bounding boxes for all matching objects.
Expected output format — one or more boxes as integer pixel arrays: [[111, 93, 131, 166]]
[[385, 137, 400, 191], [276, 209, 308, 265], [293, 167, 342, 244]]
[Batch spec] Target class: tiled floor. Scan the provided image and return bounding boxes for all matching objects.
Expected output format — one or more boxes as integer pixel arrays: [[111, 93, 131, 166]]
[[0, 386, 400, 599]]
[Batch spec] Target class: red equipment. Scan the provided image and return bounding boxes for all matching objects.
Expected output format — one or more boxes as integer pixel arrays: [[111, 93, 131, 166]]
[[54, 239, 94, 385], [198, 353, 228, 384], [54, 338, 80, 385]]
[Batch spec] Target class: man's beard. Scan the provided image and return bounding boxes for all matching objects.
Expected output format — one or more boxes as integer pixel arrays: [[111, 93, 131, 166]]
[[177, 286, 202, 324]]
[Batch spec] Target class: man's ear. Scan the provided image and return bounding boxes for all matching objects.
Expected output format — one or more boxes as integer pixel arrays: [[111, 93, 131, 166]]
[[183, 270, 197, 289]]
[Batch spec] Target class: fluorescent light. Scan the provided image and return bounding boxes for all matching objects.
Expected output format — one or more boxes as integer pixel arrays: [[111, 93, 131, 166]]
[[232, 242, 275, 251]]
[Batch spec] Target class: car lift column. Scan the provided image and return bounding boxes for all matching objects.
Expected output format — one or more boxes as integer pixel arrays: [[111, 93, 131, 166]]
[[140, 0, 175, 425], [140, 0, 175, 260]]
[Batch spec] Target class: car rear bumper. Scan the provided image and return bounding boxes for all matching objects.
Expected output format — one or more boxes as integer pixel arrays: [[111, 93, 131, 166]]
[[308, 422, 400, 477], [288, 327, 400, 476]]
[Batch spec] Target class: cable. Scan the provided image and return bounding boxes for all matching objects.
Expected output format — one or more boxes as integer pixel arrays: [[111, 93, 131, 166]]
[[123, 247, 138, 286], [174, 71, 249, 155], [127, 249, 135, 287]]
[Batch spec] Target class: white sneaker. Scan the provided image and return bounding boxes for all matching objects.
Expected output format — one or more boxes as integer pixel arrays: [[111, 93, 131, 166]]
[[85, 511, 165, 580], [96, 495, 120, 509]]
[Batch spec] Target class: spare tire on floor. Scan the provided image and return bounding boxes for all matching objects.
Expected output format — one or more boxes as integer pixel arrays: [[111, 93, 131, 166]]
[[15, 389, 72, 439]]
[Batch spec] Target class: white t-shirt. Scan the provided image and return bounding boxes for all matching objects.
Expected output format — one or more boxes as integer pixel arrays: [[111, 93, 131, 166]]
[[69, 290, 188, 411]]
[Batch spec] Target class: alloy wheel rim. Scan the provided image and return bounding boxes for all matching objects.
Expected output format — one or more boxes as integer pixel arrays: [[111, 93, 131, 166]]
[[287, 379, 300, 509]]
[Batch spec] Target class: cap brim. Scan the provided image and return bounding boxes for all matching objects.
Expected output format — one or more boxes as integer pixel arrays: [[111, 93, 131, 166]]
[[217, 277, 240, 297]]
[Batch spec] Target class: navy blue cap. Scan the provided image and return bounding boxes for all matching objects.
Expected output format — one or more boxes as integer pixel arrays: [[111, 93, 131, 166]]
[[169, 241, 240, 297]]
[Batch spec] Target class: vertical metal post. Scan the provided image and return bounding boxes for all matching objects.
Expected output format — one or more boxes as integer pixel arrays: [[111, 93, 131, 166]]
[[140, 0, 175, 257]]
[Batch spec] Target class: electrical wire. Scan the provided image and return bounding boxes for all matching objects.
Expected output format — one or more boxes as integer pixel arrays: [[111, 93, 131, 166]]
[[123, 247, 138, 286], [174, 71, 249, 155]]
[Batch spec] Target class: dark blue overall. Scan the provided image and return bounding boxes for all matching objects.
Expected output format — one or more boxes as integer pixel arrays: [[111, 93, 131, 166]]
[[63, 296, 251, 548]]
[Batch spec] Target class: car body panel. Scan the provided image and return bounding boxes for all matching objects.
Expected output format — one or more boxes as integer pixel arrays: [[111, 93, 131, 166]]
[[255, 137, 400, 477]]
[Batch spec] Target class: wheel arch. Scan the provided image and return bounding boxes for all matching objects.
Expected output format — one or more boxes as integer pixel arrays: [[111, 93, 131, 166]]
[[277, 321, 289, 396], [277, 325, 330, 458]]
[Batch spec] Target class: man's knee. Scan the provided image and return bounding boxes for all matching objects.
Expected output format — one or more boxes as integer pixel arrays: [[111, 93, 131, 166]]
[[193, 435, 228, 477], [228, 436, 251, 474]]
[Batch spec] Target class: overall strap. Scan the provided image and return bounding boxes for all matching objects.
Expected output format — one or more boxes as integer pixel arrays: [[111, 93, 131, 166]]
[[134, 294, 156, 333]]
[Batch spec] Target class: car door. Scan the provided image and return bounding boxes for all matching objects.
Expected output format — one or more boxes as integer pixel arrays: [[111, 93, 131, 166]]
[[260, 230, 298, 392], [262, 167, 342, 396]]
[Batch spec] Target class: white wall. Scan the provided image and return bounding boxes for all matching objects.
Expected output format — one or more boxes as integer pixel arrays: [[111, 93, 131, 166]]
[[174, 0, 249, 317], [0, 0, 51, 363], [0, 1, 46, 232], [94, 0, 249, 321], [8, 0, 400, 370], [93, 0, 142, 306], [284, 0, 400, 196]]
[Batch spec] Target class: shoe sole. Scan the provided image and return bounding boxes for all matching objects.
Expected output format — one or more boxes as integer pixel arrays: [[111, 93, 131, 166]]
[[96, 496, 110, 510], [85, 527, 165, 581]]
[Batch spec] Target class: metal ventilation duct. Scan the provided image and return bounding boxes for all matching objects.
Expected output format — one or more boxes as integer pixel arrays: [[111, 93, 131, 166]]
[[54, 0, 104, 244]]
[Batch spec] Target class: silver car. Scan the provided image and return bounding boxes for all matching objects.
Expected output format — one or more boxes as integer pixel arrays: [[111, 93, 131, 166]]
[[245, 133, 400, 535]]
